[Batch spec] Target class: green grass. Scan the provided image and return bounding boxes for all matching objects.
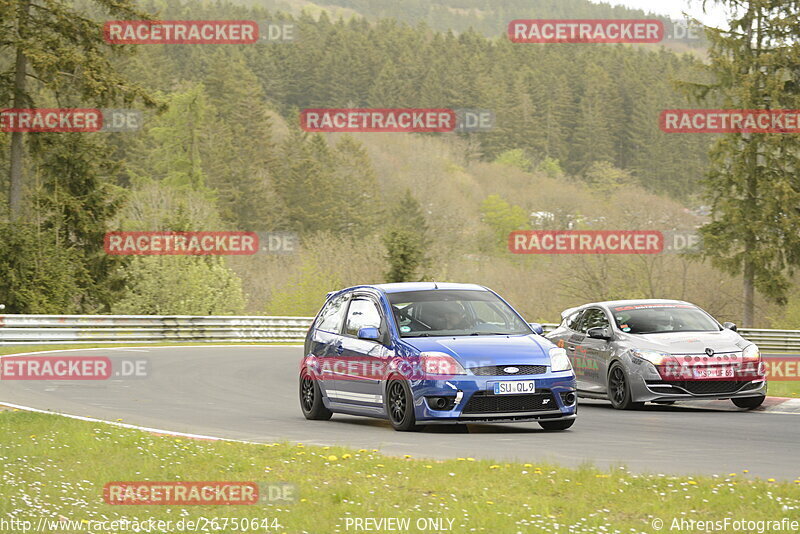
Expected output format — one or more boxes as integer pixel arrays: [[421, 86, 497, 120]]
[[1, 411, 798, 533], [767, 381, 800, 398], [0, 342, 300, 356]]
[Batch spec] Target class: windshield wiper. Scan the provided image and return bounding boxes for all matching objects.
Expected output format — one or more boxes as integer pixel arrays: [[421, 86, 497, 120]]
[[469, 332, 510, 336]]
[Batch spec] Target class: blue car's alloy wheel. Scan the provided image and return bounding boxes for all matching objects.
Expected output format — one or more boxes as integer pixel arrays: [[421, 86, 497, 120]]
[[299, 371, 333, 421], [386, 379, 419, 431]]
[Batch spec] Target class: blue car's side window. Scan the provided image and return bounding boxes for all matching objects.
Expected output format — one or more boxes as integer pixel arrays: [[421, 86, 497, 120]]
[[317, 294, 350, 334], [344, 298, 383, 337]]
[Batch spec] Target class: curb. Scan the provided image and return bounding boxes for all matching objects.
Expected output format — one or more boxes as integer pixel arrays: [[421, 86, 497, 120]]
[[674, 396, 800, 414]]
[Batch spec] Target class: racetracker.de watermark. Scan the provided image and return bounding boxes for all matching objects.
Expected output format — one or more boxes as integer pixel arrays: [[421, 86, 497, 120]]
[[508, 19, 703, 44], [104, 231, 258, 255], [508, 230, 700, 255], [104, 231, 298, 255], [104, 20, 257, 44], [1, 108, 142, 133], [661, 109, 800, 133], [103, 482, 296, 505], [509, 19, 663, 43], [0, 356, 148, 380], [301, 109, 456, 132], [103, 20, 296, 44]]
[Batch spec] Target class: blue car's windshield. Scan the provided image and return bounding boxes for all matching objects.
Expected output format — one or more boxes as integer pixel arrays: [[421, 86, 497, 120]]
[[610, 304, 721, 334], [387, 290, 531, 337]]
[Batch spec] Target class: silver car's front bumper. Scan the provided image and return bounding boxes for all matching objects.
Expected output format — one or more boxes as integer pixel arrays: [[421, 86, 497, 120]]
[[629, 375, 767, 402]]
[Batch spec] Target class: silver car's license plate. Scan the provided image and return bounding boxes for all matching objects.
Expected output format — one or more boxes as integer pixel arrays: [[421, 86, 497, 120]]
[[493, 380, 535, 395]]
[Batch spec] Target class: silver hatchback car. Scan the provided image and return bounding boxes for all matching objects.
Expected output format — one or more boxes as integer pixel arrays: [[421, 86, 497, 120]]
[[546, 300, 767, 409]]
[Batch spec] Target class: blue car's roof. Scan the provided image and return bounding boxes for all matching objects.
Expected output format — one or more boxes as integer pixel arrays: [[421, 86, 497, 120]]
[[371, 282, 487, 294], [325, 282, 490, 301]]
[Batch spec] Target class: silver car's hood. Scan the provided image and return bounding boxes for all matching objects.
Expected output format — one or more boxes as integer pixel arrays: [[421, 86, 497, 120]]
[[616, 328, 747, 354]]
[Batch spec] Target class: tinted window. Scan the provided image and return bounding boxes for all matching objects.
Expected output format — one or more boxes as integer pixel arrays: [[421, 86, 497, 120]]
[[387, 289, 530, 337], [579, 309, 609, 332], [566, 310, 583, 330], [345, 298, 383, 337], [317, 294, 349, 333], [611, 304, 720, 334]]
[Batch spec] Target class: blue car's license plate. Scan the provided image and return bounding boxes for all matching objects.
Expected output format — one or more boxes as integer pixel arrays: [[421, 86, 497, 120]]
[[493, 380, 535, 395]]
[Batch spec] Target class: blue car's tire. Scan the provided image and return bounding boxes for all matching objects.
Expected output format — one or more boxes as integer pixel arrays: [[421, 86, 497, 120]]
[[539, 419, 574, 431], [386, 378, 420, 431], [299, 370, 332, 421], [608, 363, 644, 410]]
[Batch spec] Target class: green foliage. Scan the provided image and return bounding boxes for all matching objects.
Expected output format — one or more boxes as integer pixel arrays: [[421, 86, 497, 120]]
[[493, 149, 532, 172], [537, 157, 564, 179], [383, 229, 425, 283], [30, 133, 129, 312], [145, 84, 211, 191], [0, 223, 82, 313], [0, 0, 156, 108], [383, 190, 428, 283], [112, 256, 246, 315], [582, 161, 636, 195], [0, 0, 763, 318], [480, 194, 529, 246], [264, 258, 340, 316]]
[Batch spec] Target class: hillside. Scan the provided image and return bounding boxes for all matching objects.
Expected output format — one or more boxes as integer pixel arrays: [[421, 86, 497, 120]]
[[1, 0, 781, 326]]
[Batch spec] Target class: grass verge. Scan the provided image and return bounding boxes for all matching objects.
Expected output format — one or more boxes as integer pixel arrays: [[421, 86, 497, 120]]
[[1, 411, 799, 533], [767, 381, 800, 398]]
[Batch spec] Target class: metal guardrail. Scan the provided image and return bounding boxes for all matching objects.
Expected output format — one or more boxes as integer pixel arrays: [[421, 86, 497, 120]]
[[0, 315, 314, 344], [735, 328, 800, 353], [0, 315, 797, 352]]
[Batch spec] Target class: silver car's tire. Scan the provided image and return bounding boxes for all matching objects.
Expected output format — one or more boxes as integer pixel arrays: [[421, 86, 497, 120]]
[[731, 395, 765, 410], [608, 363, 644, 410]]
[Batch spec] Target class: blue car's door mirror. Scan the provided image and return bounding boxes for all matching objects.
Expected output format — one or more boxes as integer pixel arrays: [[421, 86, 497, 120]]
[[357, 327, 381, 341], [528, 322, 544, 335]]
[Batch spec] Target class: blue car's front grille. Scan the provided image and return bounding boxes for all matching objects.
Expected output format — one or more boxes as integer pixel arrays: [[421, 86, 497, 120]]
[[462, 391, 557, 414], [469, 364, 547, 376]]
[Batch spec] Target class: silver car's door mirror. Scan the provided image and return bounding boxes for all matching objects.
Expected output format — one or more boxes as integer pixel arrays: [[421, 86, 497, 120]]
[[587, 326, 612, 340]]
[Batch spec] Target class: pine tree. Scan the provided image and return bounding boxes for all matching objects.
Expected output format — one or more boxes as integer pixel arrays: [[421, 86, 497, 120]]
[[686, 0, 800, 325], [383, 189, 428, 282], [1, 0, 155, 220]]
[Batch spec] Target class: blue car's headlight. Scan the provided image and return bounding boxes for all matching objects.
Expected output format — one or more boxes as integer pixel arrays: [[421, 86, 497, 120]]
[[549, 347, 572, 372]]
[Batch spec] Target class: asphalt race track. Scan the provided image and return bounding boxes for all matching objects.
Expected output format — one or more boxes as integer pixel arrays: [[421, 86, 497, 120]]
[[2, 346, 799, 480]]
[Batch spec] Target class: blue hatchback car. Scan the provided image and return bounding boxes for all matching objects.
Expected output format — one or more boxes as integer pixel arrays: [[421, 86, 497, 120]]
[[299, 282, 577, 431]]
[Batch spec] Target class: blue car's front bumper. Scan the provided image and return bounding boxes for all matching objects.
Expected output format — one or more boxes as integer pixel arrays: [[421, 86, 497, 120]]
[[411, 371, 577, 423]]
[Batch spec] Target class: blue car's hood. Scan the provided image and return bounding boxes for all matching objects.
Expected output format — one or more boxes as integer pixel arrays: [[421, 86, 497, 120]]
[[403, 334, 552, 367]]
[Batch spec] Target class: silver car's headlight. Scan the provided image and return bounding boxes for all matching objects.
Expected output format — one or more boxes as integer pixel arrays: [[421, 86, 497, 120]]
[[742, 344, 760, 362], [549, 347, 572, 372], [630, 349, 672, 366]]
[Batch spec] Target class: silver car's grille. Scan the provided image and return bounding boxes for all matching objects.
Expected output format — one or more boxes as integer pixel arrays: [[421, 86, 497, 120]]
[[647, 380, 745, 395]]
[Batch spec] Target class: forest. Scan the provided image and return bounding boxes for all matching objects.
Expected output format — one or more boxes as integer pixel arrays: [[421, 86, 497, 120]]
[[1, 0, 798, 327]]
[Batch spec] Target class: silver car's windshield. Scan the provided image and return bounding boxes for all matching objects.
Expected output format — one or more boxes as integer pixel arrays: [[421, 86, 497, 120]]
[[610, 304, 721, 334], [387, 290, 531, 337]]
